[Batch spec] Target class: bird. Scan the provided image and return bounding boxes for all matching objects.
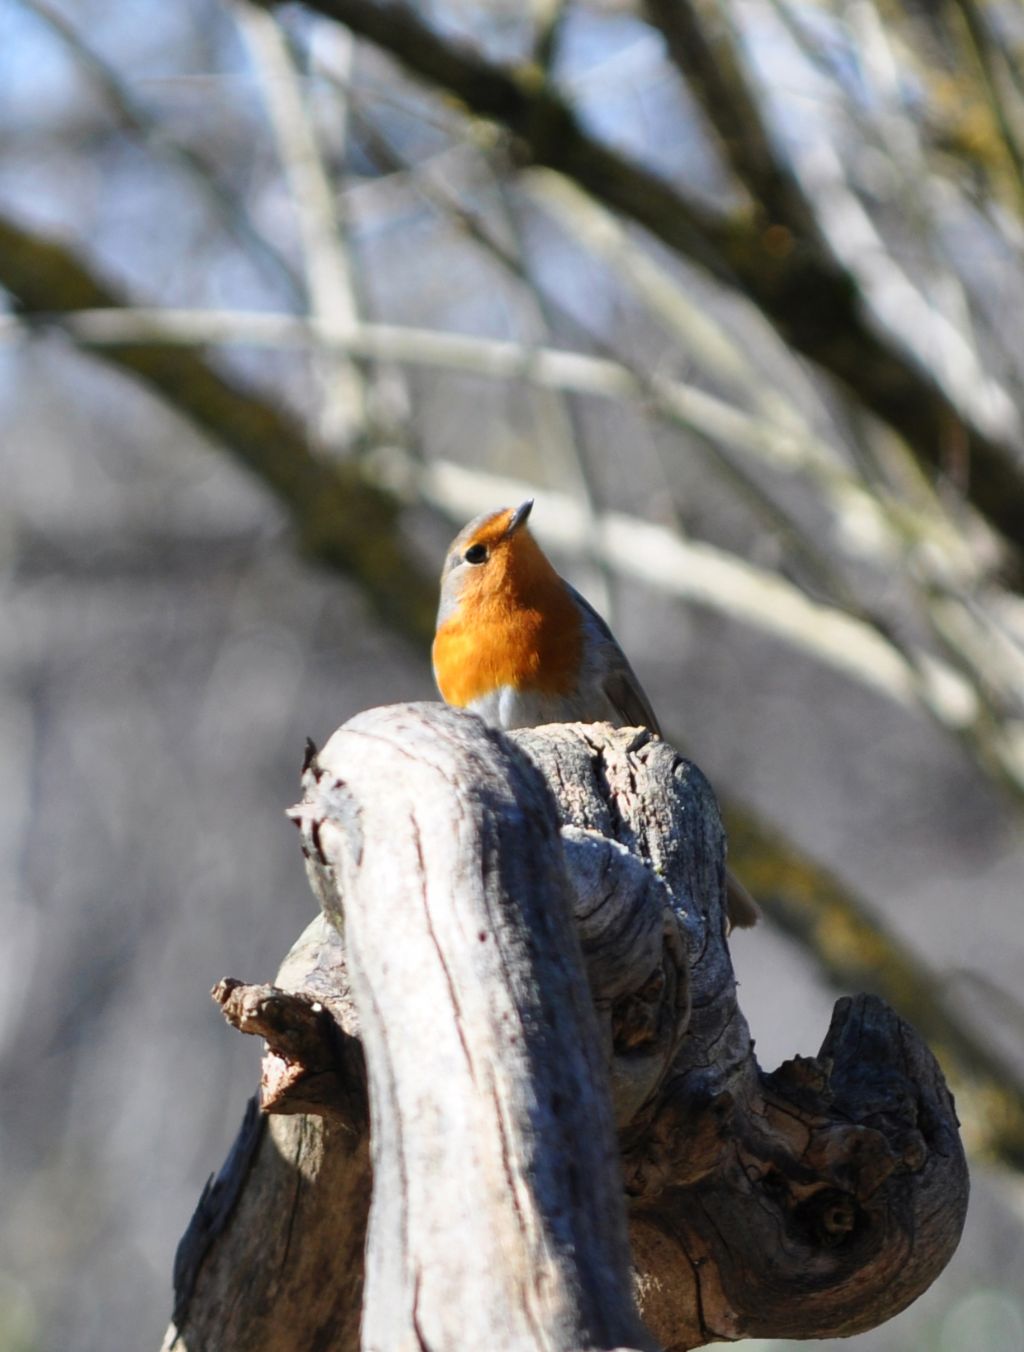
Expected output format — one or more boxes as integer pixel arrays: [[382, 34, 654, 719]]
[[432, 499, 759, 929]]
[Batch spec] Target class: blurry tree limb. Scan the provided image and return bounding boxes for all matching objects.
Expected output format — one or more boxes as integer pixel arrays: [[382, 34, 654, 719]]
[[531, 0, 570, 74], [236, 3, 368, 447], [0, 302, 877, 494], [526, 170, 839, 468], [424, 458, 1023, 800], [270, 0, 1024, 559], [1, 210, 1022, 1178], [347, 126, 898, 634], [6, 300, 973, 581], [3, 292, 999, 608], [0, 212, 435, 638], [948, 0, 1024, 211], [523, 170, 988, 584], [165, 709, 968, 1349], [642, 0, 1012, 472], [1, 300, 1006, 749], [3, 248, 1023, 791], [643, 0, 817, 234]]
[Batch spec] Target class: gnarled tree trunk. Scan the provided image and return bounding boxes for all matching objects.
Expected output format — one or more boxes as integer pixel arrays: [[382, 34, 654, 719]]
[[163, 703, 967, 1351]]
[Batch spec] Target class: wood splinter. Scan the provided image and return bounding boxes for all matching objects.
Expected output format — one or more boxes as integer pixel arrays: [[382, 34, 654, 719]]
[[165, 702, 967, 1352]]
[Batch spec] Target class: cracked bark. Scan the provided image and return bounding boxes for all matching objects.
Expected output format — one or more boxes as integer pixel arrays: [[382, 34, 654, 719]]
[[163, 704, 967, 1351]]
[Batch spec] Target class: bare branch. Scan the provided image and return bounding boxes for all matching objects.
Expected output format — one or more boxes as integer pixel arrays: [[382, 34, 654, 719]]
[[236, 3, 368, 446], [0, 211, 435, 638], [268, 0, 1024, 557], [525, 170, 988, 584], [4, 284, 1021, 786], [950, 0, 1024, 213]]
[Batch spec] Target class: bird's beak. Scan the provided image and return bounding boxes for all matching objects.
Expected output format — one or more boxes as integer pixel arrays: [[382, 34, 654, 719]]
[[505, 499, 534, 537]]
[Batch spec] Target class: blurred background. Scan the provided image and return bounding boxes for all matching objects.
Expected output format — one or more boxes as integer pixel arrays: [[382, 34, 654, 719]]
[[2, 0, 1024, 1348]]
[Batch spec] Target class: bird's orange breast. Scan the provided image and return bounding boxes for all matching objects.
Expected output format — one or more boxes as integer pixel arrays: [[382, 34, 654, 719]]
[[433, 536, 584, 708]]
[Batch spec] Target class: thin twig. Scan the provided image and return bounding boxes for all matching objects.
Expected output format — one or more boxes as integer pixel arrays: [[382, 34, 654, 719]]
[[950, 0, 1024, 214], [344, 103, 615, 608], [235, 2, 367, 448], [531, 0, 570, 72], [343, 115, 923, 615], [645, 0, 1023, 479], [525, 169, 985, 585], [491, 174, 615, 614]]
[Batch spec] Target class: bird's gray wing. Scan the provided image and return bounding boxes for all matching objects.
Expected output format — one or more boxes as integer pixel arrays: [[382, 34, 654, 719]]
[[566, 584, 662, 736], [569, 588, 758, 930]]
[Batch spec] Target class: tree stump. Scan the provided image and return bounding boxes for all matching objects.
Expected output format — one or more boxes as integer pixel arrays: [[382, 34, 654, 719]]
[[163, 703, 967, 1351]]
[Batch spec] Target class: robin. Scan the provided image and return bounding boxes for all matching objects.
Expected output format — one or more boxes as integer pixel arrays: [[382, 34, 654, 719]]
[[432, 499, 759, 929]]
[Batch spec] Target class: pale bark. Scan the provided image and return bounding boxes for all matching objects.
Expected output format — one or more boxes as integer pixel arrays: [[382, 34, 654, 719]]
[[164, 704, 967, 1351]]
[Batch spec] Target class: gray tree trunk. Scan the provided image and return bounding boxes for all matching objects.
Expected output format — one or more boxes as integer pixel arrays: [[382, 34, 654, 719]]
[[163, 703, 967, 1351]]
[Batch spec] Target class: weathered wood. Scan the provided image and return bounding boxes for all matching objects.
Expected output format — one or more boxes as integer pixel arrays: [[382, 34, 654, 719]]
[[307, 704, 655, 1352], [164, 703, 967, 1352], [164, 917, 370, 1352]]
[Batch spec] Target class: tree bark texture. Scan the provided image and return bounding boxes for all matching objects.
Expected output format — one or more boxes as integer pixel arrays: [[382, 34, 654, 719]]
[[165, 703, 967, 1351]]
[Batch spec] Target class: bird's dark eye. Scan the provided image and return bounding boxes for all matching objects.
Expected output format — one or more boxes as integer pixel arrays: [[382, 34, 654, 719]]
[[464, 543, 488, 564]]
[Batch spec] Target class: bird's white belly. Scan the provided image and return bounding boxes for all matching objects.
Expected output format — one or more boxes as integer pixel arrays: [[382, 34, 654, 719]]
[[464, 683, 618, 731]]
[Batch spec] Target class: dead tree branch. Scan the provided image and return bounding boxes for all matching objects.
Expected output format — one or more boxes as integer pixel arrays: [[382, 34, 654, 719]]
[[165, 706, 967, 1350]]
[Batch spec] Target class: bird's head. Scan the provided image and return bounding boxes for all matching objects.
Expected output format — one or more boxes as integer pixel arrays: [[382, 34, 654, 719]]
[[436, 500, 550, 625]]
